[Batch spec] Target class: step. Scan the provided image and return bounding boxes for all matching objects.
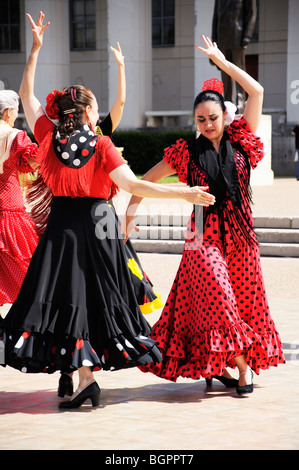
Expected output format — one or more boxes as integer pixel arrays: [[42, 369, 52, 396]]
[[131, 225, 299, 244], [125, 213, 299, 229], [259, 243, 299, 257], [123, 213, 299, 257], [131, 239, 299, 257], [253, 216, 299, 229], [255, 228, 299, 244]]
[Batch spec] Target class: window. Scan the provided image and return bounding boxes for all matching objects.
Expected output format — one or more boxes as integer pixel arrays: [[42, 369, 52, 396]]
[[70, 0, 96, 50], [152, 0, 175, 47], [0, 0, 20, 53]]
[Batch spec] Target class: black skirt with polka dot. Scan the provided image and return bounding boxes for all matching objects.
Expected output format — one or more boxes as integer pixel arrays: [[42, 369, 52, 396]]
[[1, 197, 162, 374]]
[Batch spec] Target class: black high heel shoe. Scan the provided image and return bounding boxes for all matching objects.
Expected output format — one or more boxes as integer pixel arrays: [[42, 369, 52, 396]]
[[58, 373, 74, 398], [236, 370, 254, 395], [59, 381, 101, 409], [205, 375, 238, 388]]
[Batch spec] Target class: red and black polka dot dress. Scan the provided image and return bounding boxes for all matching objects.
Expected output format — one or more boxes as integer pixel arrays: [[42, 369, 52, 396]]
[[140, 117, 285, 381], [0, 131, 38, 306]]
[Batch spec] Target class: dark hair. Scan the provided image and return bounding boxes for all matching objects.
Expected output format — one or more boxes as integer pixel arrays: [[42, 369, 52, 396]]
[[55, 85, 95, 137], [193, 90, 226, 113]]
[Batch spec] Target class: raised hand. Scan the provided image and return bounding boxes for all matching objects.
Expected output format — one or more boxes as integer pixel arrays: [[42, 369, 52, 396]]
[[26, 11, 50, 49], [195, 35, 226, 66], [110, 42, 125, 68]]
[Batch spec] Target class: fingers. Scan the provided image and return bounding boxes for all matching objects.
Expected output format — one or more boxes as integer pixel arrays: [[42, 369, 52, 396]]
[[26, 11, 50, 32], [192, 186, 215, 206], [201, 35, 213, 47], [195, 36, 218, 53], [110, 43, 125, 64], [26, 13, 35, 28]]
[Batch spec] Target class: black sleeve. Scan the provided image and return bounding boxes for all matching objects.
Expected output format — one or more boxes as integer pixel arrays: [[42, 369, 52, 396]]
[[98, 113, 113, 137]]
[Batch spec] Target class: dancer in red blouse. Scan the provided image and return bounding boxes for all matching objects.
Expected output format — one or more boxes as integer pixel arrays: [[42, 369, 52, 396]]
[[0, 90, 38, 320], [125, 36, 285, 395], [1, 13, 214, 410]]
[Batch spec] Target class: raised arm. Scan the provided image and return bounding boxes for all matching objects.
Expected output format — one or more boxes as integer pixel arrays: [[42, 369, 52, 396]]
[[109, 43, 126, 132], [196, 35, 264, 133], [19, 12, 50, 133]]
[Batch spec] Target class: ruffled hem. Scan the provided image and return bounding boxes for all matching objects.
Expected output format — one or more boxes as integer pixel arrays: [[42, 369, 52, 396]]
[[1, 329, 162, 374], [139, 321, 285, 381], [227, 116, 264, 169], [163, 139, 189, 184], [2, 293, 163, 374], [0, 209, 38, 259]]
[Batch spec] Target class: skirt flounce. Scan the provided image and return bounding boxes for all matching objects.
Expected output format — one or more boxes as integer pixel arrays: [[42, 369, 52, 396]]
[[139, 319, 285, 381]]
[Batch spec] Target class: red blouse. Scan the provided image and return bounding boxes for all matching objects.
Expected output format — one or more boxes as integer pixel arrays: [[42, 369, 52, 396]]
[[34, 115, 126, 199]]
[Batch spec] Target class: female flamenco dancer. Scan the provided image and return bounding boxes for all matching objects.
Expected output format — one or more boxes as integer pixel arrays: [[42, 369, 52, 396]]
[[125, 36, 285, 395], [57, 40, 163, 399], [0, 90, 38, 327], [0, 12, 215, 410]]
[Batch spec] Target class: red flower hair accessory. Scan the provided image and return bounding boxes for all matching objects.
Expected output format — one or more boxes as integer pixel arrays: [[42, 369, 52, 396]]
[[202, 78, 224, 95], [45, 90, 66, 119]]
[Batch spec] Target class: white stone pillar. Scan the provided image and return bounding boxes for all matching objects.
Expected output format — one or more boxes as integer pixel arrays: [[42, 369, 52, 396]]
[[286, 0, 299, 123], [106, 0, 152, 128], [251, 114, 274, 185], [24, 0, 70, 109]]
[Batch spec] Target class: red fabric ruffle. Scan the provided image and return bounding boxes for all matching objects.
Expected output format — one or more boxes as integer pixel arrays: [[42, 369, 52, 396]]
[[10, 131, 38, 174], [163, 139, 189, 183], [227, 116, 264, 169], [140, 319, 285, 381]]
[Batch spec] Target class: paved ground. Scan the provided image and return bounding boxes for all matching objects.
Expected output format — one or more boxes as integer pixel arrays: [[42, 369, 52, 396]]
[[0, 178, 298, 451]]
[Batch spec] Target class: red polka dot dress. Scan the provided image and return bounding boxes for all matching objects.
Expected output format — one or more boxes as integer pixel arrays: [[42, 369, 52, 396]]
[[0, 130, 38, 306], [140, 117, 285, 381]]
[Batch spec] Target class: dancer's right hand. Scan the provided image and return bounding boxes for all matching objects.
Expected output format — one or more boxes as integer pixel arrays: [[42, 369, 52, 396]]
[[26, 11, 50, 49]]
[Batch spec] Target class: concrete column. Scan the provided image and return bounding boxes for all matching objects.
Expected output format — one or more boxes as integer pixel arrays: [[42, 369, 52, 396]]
[[106, 0, 152, 128], [286, 0, 299, 123], [24, 0, 70, 108]]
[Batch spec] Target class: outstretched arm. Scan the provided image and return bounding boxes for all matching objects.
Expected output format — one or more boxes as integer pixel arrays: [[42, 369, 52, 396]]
[[19, 11, 50, 133], [116, 160, 214, 240], [109, 43, 126, 132], [196, 35, 264, 133]]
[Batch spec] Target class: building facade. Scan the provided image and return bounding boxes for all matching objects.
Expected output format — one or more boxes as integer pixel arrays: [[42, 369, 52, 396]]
[[1, 0, 299, 175]]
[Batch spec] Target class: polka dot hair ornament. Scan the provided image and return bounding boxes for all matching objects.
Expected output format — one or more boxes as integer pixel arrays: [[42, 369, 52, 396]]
[[202, 78, 236, 125], [202, 78, 224, 94]]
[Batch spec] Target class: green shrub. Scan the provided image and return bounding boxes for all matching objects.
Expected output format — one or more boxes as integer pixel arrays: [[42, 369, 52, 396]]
[[112, 129, 194, 174]]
